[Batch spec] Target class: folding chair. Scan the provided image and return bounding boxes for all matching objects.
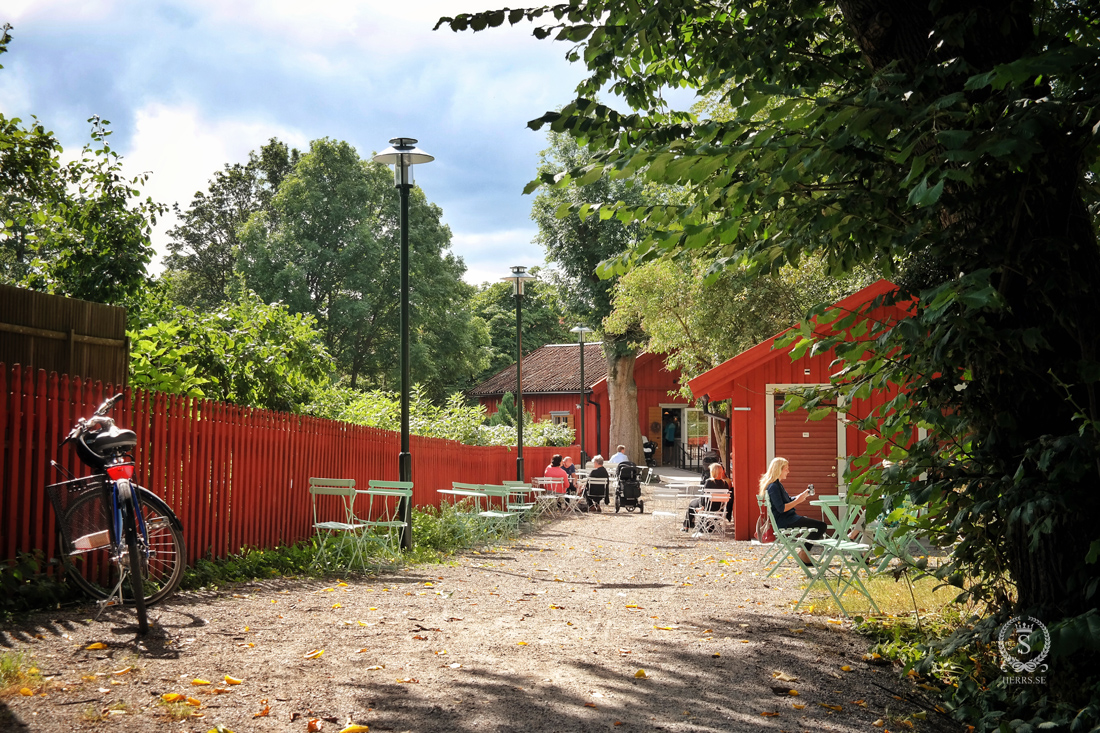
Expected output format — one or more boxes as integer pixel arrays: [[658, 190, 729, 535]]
[[693, 491, 731, 538], [309, 478, 366, 570], [479, 485, 525, 531], [358, 480, 412, 566], [583, 478, 610, 514]]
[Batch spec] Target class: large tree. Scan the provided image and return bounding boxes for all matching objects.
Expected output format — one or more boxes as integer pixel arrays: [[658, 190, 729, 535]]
[[1, 28, 164, 306], [470, 273, 574, 382], [440, 1, 1100, 724], [531, 132, 650, 461], [161, 139, 298, 309], [237, 138, 488, 399]]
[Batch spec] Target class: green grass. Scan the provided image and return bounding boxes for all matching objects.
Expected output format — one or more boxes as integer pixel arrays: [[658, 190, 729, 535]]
[[802, 572, 963, 619], [0, 650, 42, 694]]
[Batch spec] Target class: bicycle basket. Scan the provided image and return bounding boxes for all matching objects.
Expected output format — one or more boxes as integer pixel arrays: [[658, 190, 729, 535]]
[[46, 475, 112, 553]]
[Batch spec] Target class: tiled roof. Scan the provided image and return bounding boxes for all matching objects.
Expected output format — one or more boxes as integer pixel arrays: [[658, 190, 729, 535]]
[[468, 343, 607, 397]]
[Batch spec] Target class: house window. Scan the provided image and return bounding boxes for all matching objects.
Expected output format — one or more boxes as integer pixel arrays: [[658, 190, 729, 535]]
[[550, 411, 571, 427]]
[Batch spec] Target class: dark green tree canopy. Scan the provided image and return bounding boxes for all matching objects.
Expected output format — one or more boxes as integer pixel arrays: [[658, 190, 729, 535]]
[[440, 2, 1100, 725]]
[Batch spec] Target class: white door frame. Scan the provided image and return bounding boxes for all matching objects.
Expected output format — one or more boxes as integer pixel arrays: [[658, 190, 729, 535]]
[[765, 384, 848, 494]]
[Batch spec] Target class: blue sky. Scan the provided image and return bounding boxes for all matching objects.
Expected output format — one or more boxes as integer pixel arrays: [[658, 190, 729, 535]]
[[0, 1, 588, 286]]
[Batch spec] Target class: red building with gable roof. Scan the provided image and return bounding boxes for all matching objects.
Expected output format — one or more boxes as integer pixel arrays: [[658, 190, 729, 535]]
[[468, 343, 692, 466], [686, 280, 911, 539]]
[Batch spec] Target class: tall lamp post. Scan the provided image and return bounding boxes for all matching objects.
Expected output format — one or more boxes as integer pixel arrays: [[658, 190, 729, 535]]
[[569, 325, 592, 466], [372, 137, 433, 550], [502, 265, 535, 481]]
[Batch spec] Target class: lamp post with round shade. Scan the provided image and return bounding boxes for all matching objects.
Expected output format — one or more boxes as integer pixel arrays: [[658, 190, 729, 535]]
[[569, 325, 592, 466], [502, 265, 535, 481], [372, 137, 433, 549]]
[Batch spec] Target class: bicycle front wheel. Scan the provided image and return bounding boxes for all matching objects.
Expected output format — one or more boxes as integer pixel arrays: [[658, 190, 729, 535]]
[[59, 485, 186, 607]]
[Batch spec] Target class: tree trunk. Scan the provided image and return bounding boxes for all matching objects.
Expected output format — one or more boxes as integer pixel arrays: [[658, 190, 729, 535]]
[[605, 348, 644, 464]]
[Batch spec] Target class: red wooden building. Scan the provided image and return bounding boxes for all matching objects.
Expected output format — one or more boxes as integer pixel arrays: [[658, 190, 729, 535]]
[[686, 280, 910, 539], [468, 343, 691, 466]]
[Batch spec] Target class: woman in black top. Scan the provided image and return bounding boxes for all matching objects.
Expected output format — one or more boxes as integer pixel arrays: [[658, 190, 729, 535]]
[[759, 456, 826, 564], [682, 462, 733, 532]]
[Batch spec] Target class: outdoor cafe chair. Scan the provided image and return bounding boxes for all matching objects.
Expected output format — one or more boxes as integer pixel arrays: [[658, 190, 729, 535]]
[[358, 480, 413, 567], [692, 490, 731, 538], [309, 477, 367, 570]]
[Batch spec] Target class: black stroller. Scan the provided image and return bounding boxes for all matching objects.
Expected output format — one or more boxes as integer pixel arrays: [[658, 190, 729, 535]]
[[641, 438, 658, 467], [615, 462, 645, 513]]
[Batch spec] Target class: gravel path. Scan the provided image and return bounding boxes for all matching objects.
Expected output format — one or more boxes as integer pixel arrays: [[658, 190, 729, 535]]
[[0, 490, 931, 732]]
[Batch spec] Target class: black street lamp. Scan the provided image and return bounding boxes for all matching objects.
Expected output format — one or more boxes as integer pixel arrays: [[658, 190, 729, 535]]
[[372, 137, 433, 549], [569, 325, 592, 466], [502, 265, 535, 481]]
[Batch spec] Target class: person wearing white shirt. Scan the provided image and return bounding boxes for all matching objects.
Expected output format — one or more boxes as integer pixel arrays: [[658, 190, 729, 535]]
[[609, 445, 630, 464]]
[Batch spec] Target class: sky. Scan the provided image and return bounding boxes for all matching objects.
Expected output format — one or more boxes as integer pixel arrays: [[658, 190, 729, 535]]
[[0, 1, 590, 286]]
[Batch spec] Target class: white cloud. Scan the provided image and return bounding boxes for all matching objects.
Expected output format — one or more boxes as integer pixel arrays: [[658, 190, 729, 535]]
[[451, 228, 541, 286], [119, 102, 308, 271]]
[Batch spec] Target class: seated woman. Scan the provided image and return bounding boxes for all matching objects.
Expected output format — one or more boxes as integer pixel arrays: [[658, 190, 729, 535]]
[[760, 456, 827, 565], [583, 455, 610, 512], [543, 454, 570, 493], [682, 462, 734, 532]]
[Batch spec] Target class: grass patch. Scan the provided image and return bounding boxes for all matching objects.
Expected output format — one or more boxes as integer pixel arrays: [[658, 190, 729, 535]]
[[0, 650, 43, 695], [803, 572, 962, 619]]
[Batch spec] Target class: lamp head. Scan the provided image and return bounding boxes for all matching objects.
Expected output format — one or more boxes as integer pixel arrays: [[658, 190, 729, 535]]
[[569, 325, 593, 342], [501, 264, 536, 295], [372, 137, 434, 187]]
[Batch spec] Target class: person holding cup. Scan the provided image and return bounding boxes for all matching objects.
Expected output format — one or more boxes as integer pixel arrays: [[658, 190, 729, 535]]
[[759, 457, 827, 565]]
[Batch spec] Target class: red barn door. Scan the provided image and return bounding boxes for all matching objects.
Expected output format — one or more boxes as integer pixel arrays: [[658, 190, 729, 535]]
[[772, 395, 839, 523]]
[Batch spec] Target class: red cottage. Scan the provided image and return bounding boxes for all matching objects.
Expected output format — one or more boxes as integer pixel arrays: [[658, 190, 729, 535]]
[[468, 343, 695, 467], [686, 280, 911, 539]]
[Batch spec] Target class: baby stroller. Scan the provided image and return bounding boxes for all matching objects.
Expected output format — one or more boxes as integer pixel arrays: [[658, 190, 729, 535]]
[[615, 462, 645, 513], [641, 438, 657, 467]]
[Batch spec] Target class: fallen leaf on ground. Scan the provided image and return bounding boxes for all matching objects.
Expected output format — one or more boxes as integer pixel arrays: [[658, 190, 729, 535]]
[[224, 675, 243, 685], [332, 603, 343, 609], [192, 679, 212, 686], [634, 669, 648, 679], [773, 671, 799, 682], [161, 693, 186, 702], [19, 688, 33, 696], [304, 649, 324, 659], [760, 711, 779, 717], [584, 702, 597, 708], [792, 704, 806, 710], [517, 642, 528, 646], [873, 720, 885, 728], [841, 665, 852, 672], [111, 667, 132, 675], [338, 726, 370, 733], [186, 697, 203, 706], [307, 719, 322, 732], [366, 665, 384, 670], [396, 678, 418, 683], [788, 690, 800, 696], [253, 705, 270, 718], [86, 642, 106, 650], [819, 703, 843, 711]]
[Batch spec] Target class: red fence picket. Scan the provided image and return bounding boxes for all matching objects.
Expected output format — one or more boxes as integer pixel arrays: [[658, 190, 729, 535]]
[[0, 364, 573, 565]]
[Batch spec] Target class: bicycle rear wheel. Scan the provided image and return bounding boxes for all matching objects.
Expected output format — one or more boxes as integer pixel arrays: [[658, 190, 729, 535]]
[[59, 485, 186, 607], [118, 482, 148, 633]]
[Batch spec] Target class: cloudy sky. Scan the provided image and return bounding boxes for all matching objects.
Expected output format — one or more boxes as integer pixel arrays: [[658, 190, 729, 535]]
[[0, 1, 589, 286]]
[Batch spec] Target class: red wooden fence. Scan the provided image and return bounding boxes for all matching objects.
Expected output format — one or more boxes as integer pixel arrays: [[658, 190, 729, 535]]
[[0, 364, 574, 565]]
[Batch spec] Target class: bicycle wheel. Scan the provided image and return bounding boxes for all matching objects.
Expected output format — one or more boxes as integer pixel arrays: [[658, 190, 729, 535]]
[[59, 486, 186, 606], [118, 483, 148, 633]]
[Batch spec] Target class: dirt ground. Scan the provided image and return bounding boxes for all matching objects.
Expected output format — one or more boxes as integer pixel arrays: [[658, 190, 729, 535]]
[[1, 491, 948, 733]]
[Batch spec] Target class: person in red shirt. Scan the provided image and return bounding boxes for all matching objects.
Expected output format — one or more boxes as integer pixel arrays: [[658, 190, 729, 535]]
[[543, 454, 569, 493]]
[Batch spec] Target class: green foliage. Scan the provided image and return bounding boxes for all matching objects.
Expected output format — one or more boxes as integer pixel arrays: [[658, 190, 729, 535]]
[[441, 1, 1100, 727], [605, 255, 877, 391], [0, 112, 165, 304], [470, 275, 574, 381], [307, 384, 573, 447], [180, 544, 317, 589], [237, 137, 488, 399], [129, 290, 331, 411], [0, 550, 79, 620], [488, 391, 523, 427]]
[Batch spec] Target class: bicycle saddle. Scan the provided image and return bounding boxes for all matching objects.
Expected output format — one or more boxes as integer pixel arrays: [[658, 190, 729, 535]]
[[88, 424, 138, 452]]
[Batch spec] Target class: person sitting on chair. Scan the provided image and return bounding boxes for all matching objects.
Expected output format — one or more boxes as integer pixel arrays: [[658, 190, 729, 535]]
[[682, 462, 733, 532], [543, 454, 570, 493], [609, 445, 630, 465], [562, 455, 578, 494], [584, 455, 610, 512], [760, 456, 826, 565]]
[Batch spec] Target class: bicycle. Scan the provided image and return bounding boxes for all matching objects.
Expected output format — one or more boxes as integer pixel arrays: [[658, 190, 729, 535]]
[[47, 393, 186, 634]]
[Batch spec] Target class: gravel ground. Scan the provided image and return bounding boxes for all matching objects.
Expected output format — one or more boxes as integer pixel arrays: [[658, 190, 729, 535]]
[[0, 485, 945, 733]]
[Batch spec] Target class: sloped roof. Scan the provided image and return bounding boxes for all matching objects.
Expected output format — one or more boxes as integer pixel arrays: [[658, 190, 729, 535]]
[[468, 342, 607, 397], [688, 279, 900, 401]]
